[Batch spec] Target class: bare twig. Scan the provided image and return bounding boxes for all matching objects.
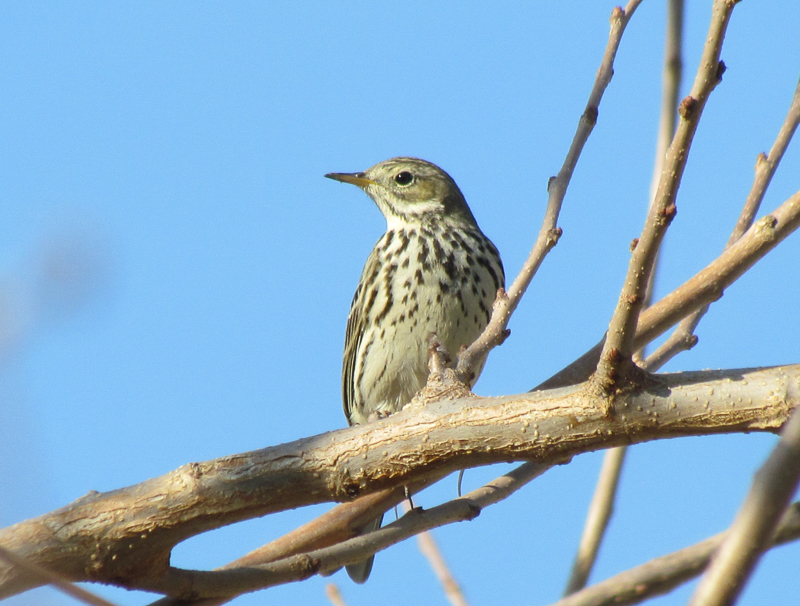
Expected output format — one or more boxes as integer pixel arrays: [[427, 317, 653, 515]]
[[651, 73, 800, 364], [0, 545, 118, 606], [417, 531, 469, 606], [550, 502, 800, 606], [562, 65, 800, 594], [642, 0, 685, 310], [688, 401, 800, 606], [455, 0, 644, 382], [729, 74, 800, 244], [648, 0, 684, 217], [538, 52, 800, 396], [595, 0, 736, 390], [400, 501, 470, 606]]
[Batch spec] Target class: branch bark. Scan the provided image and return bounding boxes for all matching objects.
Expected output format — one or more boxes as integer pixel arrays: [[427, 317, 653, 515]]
[[1, 364, 798, 599]]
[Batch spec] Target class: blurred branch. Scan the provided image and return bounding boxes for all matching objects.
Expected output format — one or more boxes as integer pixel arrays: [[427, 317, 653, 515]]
[[649, 0, 684, 215], [324, 583, 347, 606], [550, 501, 800, 606], [416, 531, 469, 606], [688, 401, 800, 606], [455, 0, 644, 381], [400, 501, 470, 606], [563, 446, 627, 595]]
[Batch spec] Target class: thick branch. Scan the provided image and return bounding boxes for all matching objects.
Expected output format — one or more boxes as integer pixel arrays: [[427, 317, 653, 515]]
[[0, 365, 798, 598]]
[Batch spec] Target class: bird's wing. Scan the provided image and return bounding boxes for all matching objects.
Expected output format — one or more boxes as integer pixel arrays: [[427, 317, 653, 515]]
[[342, 246, 381, 425]]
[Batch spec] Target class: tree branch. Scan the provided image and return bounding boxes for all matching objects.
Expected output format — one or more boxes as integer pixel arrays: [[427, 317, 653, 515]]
[[595, 0, 735, 390], [550, 501, 800, 606], [402, 500, 470, 606], [688, 396, 800, 606], [564, 0, 687, 592], [728, 74, 800, 245], [1, 365, 798, 599], [537, 70, 800, 392], [648, 71, 800, 369], [148, 463, 554, 605], [538, 188, 800, 391], [563, 445, 627, 595]]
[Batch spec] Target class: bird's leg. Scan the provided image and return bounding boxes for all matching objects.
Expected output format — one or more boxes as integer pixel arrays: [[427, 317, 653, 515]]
[[427, 333, 451, 378], [404, 485, 419, 511]]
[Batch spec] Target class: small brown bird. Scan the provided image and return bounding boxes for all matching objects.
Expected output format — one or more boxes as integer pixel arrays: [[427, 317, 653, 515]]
[[326, 157, 504, 582]]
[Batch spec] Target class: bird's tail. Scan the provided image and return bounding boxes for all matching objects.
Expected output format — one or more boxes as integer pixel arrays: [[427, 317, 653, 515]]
[[345, 513, 384, 583]]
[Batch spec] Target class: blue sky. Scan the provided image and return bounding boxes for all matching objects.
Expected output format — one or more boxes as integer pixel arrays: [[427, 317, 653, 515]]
[[1, 2, 799, 606]]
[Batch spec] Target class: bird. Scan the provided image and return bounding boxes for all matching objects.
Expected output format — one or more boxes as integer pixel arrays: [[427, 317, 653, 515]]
[[325, 157, 504, 583]]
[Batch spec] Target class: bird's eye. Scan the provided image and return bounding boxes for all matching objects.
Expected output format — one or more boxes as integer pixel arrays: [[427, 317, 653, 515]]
[[394, 171, 414, 186]]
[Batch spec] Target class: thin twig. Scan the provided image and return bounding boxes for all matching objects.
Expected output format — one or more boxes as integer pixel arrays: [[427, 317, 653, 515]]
[[648, 0, 684, 218], [146, 463, 558, 604], [652, 73, 800, 361], [688, 404, 800, 606], [729, 74, 800, 245], [401, 501, 470, 606], [549, 501, 800, 606], [561, 66, 798, 586], [454, 0, 644, 382], [0, 545, 118, 606], [642, 0, 684, 311], [595, 0, 736, 391]]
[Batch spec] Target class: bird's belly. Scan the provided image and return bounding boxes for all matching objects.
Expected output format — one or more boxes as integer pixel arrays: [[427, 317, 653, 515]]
[[357, 263, 490, 417]]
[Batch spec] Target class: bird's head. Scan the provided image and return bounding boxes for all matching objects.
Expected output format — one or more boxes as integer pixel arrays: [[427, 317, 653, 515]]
[[326, 157, 477, 228]]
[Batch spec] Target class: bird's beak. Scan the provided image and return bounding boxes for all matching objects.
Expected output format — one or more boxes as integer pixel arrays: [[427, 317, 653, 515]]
[[324, 172, 376, 188]]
